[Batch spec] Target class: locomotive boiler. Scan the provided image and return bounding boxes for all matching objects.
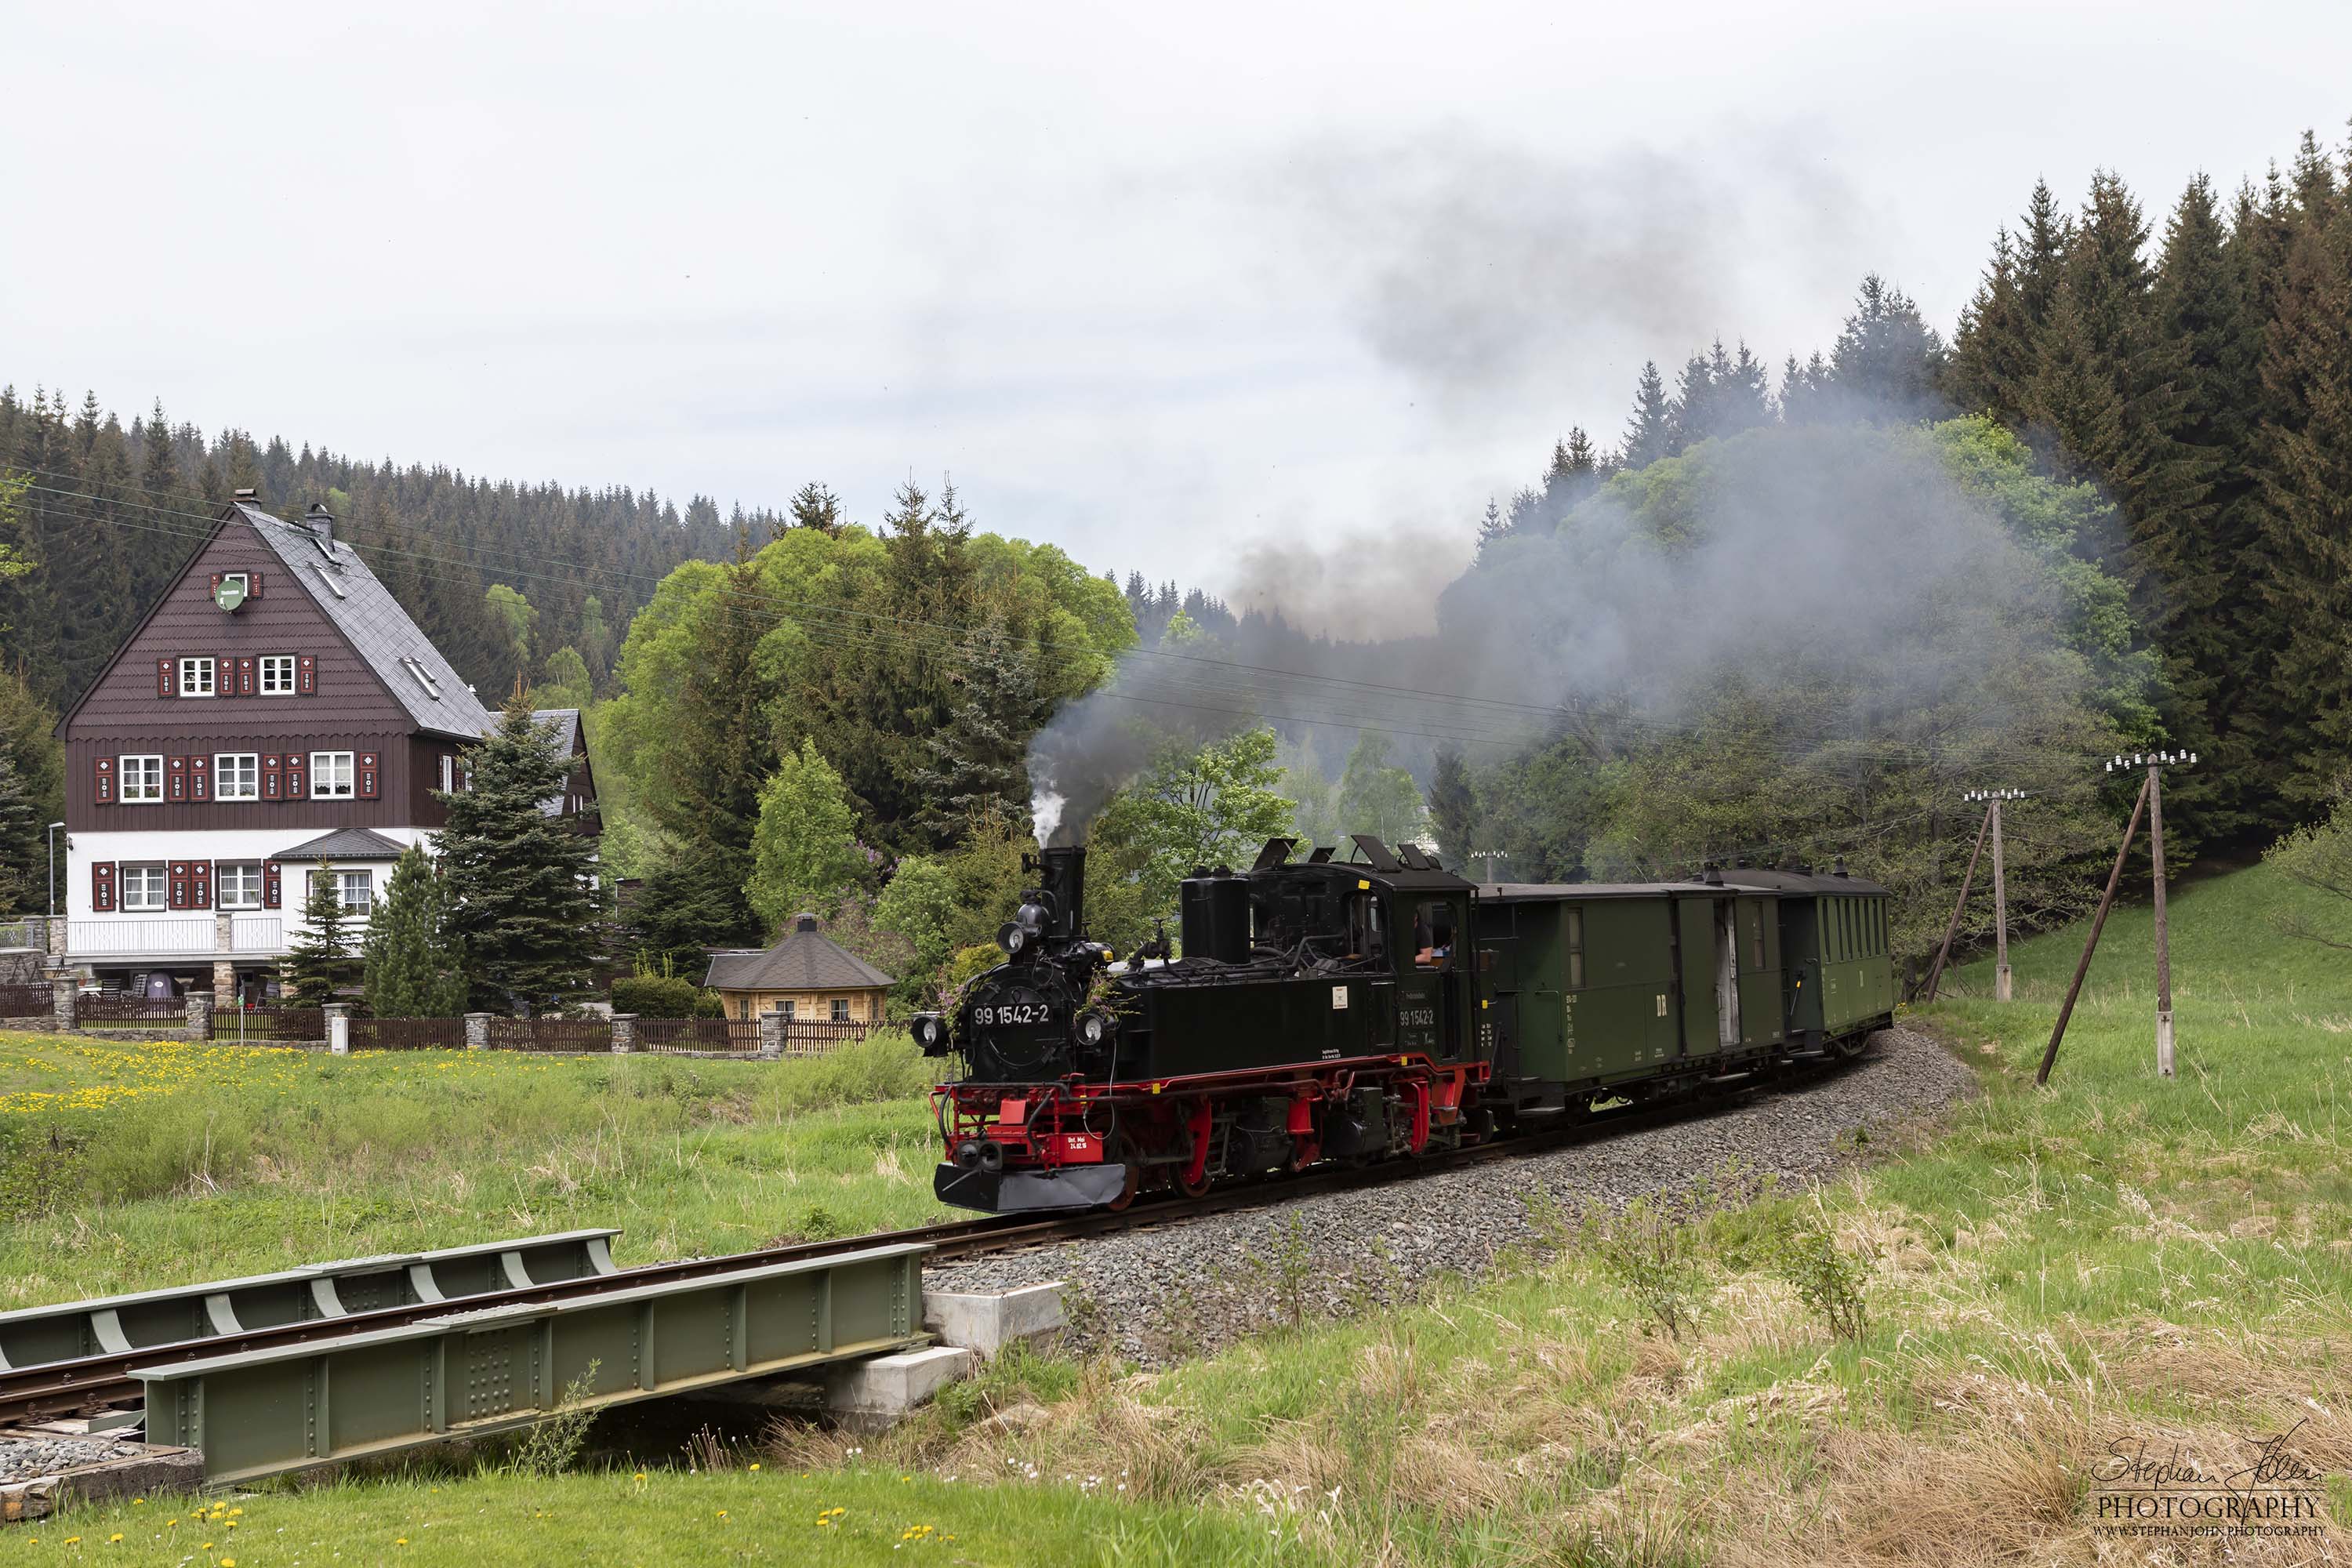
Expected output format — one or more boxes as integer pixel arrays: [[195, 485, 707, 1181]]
[[915, 837, 1896, 1213]]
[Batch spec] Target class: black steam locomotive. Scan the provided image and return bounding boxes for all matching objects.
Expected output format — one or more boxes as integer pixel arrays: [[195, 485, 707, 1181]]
[[915, 838, 1896, 1213]]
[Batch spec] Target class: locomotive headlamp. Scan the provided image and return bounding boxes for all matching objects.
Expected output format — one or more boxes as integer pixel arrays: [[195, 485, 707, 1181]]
[[912, 1014, 949, 1056], [1080, 1013, 1107, 1045], [997, 921, 1029, 956]]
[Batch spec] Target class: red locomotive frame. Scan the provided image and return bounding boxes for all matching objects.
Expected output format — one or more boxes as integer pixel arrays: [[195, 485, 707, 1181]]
[[934, 1051, 1486, 1209]]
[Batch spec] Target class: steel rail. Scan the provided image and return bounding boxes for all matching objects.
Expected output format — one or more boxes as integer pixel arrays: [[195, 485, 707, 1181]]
[[0, 1047, 1864, 1426]]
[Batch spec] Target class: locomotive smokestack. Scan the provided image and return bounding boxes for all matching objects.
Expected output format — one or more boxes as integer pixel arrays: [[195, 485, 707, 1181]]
[[1036, 845, 1087, 938]]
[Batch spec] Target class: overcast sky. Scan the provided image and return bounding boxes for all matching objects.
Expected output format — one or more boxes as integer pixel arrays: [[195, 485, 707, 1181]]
[[9, 2, 2347, 618]]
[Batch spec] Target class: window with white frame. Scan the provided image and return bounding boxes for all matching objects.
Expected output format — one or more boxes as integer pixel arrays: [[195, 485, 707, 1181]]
[[216, 862, 265, 909], [259, 655, 296, 695], [779, 999, 797, 1021], [119, 754, 164, 803], [214, 753, 260, 800], [121, 862, 169, 911], [439, 753, 456, 793], [178, 656, 216, 697], [830, 998, 851, 1022], [307, 868, 372, 915], [310, 751, 354, 799]]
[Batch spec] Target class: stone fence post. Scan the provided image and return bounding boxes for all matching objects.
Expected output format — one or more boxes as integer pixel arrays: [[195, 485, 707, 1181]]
[[324, 1001, 350, 1055], [45, 916, 66, 960], [610, 1013, 637, 1054], [464, 1011, 491, 1051], [184, 993, 212, 1041], [757, 1009, 784, 1059], [212, 911, 236, 1002], [49, 970, 76, 1032]]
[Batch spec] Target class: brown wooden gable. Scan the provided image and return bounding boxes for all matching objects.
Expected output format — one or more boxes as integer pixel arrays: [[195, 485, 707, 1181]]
[[63, 516, 413, 741]]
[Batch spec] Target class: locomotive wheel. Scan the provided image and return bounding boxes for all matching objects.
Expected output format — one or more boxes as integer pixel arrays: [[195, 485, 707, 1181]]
[[1176, 1164, 1212, 1200], [1105, 1159, 1142, 1211]]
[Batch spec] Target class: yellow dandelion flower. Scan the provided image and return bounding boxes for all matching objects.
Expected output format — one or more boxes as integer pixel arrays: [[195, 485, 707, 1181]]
[[64, 1537, 81, 1546], [397, 1537, 409, 1546], [110, 1532, 125, 1541], [223, 1559, 237, 1567], [748, 1462, 760, 1471]]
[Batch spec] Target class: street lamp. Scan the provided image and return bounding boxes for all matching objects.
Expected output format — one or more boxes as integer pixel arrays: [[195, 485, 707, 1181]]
[[46, 822, 65, 919]]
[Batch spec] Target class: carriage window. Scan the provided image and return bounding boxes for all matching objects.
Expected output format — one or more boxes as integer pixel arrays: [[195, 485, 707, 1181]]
[[1410, 900, 1456, 968], [1347, 894, 1387, 963], [1566, 908, 1584, 989], [1748, 906, 1766, 971]]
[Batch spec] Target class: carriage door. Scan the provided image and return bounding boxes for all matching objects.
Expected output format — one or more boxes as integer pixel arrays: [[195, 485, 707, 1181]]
[[1674, 896, 1722, 1058], [1712, 899, 1740, 1051]]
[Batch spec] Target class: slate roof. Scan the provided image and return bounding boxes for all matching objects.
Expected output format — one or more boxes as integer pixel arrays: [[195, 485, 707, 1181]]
[[703, 915, 896, 993], [532, 709, 583, 818], [236, 502, 495, 741], [274, 827, 412, 862]]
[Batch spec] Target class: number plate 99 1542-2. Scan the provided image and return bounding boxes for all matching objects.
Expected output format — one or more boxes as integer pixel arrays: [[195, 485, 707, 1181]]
[[975, 1004, 1052, 1027]]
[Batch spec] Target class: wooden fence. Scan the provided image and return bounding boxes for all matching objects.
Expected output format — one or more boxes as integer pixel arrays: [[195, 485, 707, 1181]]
[[637, 1018, 761, 1054], [776, 1018, 877, 1054], [0, 983, 51, 1017], [75, 994, 186, 1029], [210, 1007, 325, 1042], [350, 1016, 469, 1051], [486, 1017, 615, 1053]]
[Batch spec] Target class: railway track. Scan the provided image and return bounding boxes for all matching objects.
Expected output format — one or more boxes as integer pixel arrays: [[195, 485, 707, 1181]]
[[0, 1048, 1860, 1428]]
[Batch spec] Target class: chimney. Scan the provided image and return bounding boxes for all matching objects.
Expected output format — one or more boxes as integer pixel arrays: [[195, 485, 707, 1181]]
[[234, 487, 257, 501], [793, 913, 819, 933], [304, 502, 336, 546]]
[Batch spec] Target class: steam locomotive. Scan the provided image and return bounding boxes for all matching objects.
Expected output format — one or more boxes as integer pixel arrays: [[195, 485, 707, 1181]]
[[913, 837, 1896, 1213]]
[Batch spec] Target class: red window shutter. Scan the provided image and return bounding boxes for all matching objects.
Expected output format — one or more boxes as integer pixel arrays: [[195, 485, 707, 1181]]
[[284, 752, 308, 797], [236, 656, 256, 696], [358, 750, 380, 800], [262, 753, 284, 801], [169, 861, 191, 910], [249, 570, 263, 599], [158, 658, 177, 698], [263, 861, 282, 909], [93, 862, 117, 913], [297, 655, 318, 695], [190, 754, 211, 801], [210, 573, 223, 598], [216, 655, 235, 697], [191, 862, 213, 909], [94, 755, 116, 805], [167, 756, 189, 803]]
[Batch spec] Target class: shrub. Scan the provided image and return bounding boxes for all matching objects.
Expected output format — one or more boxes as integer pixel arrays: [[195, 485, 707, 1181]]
[[1766, 1201, 1870, 1341], [610, 974, 702, 1018]]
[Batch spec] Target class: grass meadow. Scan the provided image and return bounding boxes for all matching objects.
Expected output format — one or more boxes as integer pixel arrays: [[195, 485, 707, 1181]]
[[0, 1031, 955, 1305], [17, 862, 2352, 1564]]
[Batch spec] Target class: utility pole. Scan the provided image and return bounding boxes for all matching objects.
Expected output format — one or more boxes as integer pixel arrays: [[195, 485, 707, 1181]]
[[1966, 789, 2027, 1002], [2037, 771, 2151, 1088], [2123, 750, 2194, 1078], [1922, 797, 1994, 1003], [1467, 848, 1509, 883]]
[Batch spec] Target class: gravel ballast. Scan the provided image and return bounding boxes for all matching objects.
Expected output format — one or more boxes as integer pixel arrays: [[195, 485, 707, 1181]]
[[0, 1433, 149, 1483], [925, 1025, 1977, 1364]]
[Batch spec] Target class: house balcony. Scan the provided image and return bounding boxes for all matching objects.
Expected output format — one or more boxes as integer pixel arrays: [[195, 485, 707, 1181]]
[[66, 914, 295, 966]]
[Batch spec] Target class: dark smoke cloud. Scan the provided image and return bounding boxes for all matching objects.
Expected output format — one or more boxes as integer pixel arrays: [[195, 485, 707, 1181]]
[[1028, 423, 2111, 844]]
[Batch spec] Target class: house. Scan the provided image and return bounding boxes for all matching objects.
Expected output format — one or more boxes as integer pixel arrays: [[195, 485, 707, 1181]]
[[532, 708, 601, 830], [702, 913, 895, 1024], [54, 492, 597, 1000]]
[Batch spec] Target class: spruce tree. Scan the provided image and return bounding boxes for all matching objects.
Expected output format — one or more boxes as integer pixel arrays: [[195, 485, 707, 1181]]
[[282, 862, 359, 1007], [362, 844, 467, 1017], [909, 621, 1045, 844], [1622, 361, 1675, 468], [1947, 230, 2033, 419], [626, 842, 760, 972], [0, 749, 34, 918], [2252, 191, 2352, 805], [438, 704, 609, 1012], [1425, 750, 1476, 870], [1828, 274, 1947, 416]]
